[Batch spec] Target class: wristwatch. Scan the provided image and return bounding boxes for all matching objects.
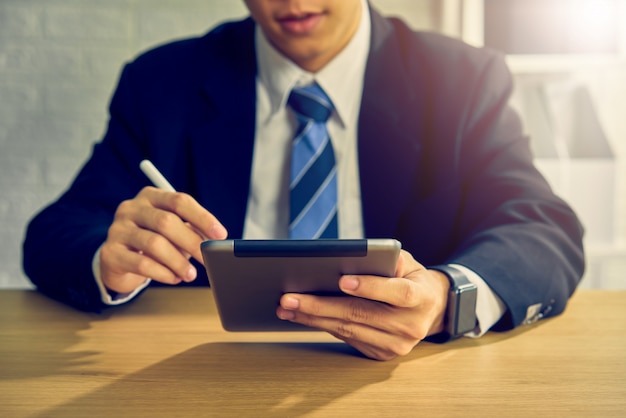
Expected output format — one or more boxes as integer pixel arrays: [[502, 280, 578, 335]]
[[430, 265, 478, 340]]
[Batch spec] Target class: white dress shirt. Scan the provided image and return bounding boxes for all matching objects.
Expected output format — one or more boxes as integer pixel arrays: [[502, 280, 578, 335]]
[[95, 0, 506, 337], [242, 2, 370, 240]]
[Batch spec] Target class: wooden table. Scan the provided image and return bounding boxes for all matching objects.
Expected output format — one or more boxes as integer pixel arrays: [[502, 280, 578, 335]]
[[0, 289, 624, 417]]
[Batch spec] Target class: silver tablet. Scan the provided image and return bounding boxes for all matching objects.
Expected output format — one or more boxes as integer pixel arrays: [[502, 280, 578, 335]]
[[201, 239, 401, 332]]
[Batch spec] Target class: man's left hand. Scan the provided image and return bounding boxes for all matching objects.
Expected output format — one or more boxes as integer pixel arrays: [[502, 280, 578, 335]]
[[277, 250, 450, 361]]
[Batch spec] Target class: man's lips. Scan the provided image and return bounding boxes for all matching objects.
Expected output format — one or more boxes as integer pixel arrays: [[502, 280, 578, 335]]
[[277, 12, 324, 35]]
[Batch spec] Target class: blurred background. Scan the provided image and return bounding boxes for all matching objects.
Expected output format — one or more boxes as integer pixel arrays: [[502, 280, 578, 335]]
[[1, 0, 624, 289]]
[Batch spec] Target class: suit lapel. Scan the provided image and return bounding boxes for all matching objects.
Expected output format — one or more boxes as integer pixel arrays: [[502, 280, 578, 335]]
[[359, 9, 423, 237], [188, 19, 257, 239]]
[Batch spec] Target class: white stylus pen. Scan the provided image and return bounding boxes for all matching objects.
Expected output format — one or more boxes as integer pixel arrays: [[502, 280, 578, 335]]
[[139, 159, 176, 192]]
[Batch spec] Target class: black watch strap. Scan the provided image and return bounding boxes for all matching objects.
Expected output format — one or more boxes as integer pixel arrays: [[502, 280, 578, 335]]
[[430, 265, 478, 340]]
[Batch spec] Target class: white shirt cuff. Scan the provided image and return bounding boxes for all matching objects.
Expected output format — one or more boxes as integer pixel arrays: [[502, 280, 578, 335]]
[[92, 245, 151, 305], [449, 263, 506, 338]]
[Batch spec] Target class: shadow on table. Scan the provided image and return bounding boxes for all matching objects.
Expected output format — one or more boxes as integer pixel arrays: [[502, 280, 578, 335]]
[[35, 341, 409, 417], [36, 321, 546, 418], [0, 291, 110, 381]]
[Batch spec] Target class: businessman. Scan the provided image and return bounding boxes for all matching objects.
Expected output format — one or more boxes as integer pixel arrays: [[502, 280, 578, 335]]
[[23, 0, 585, 360]]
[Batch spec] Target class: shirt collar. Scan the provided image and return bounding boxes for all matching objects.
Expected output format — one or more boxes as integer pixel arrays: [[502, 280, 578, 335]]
[[255, 0, 371, 127]]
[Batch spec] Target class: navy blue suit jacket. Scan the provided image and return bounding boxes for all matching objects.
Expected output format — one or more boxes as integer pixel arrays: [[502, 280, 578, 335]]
[[23, 9, 584, 331]]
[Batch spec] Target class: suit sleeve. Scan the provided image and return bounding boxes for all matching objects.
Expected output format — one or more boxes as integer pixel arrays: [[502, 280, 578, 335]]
[[443, 53, 585, 330], [22, 63, 150, 312]]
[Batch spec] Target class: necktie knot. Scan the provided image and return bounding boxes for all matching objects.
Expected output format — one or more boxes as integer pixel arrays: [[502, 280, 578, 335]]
[[288, 84, 333, 123]]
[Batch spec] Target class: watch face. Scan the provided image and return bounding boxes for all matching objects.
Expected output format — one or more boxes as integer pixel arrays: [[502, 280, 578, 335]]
[[431, 265, 478, 337], [452, 287, 478, 335]]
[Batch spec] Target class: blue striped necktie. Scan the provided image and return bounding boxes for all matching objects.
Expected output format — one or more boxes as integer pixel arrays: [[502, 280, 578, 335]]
[[288, 83, 338, 239]]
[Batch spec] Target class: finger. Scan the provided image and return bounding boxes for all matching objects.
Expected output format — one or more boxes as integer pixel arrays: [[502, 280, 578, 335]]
[[394, 249, 426, 277], [114, 223, 198, 282], [339, 274, 424, 308], [100, 243, 183, 292], [142, 187, 228, 240], [277, 293, 392, 332], [132, 208, 204, 262], [121, 249, 186, 284]]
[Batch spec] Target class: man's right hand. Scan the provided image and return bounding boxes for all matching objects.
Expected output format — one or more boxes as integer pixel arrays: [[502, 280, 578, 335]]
[[99, 186, 228, 293]]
